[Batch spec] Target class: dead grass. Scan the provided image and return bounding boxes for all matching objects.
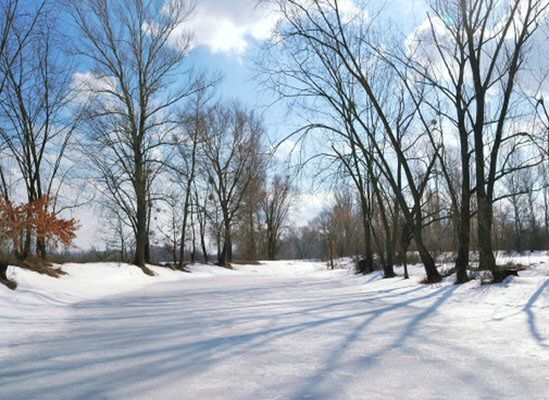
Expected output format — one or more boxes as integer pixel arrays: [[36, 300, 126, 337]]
[[0, 277, 17, 290], [419, 274, 443, 284], [139, 265, 156, 276], [231, 260, 262, 265], [16, 258, 67, 278], [406, 253, 422, 265], [440, 266, 456, 277], [500, 261, 528, 271]]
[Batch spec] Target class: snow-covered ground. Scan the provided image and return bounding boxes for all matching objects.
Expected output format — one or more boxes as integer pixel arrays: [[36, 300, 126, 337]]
[[0, 257, 547, 399]]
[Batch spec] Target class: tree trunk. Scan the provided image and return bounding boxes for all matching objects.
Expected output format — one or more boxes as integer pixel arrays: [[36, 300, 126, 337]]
[[267, 233, 277, 260], [0, 262, 16, 290], [328, 236, 334, 270], [200, 226, 208, 263], [36, 237, 46, 260], [383, 235, 395, 278], [178, 185, 193, 268], [472, 90, 497, 272], [477, 195, 496, 271], [417, 242, 439, 282], [455, 154, 471, 283], [406, 198, 441, 283], [134, 190, 147, 268], [359, 196, 374, 274], [454, 207, 470, 283], [372, 179, 395, 278], [178, 210, 189, 268], [412, 224, 440, 283], [145, 238, 151, 264], [219, 222, 232, 266], [455, 214, 471, 283], [0, 263, 7, 280], [543, 182, 549, 244], [512, 199, 522, 253], [17, 229, 32, 261], [248, 210, 256, 261]]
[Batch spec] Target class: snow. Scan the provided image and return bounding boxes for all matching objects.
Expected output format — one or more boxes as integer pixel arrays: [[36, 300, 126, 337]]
[[0, 257, 548, 399], [0, 262, 230, 347]]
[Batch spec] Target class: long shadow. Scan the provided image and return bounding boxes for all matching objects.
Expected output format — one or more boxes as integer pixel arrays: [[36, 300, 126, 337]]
[[287, 285, 460, 399], [10, 281, 426, 350], [1, 286, 446, 380], [523, 279, 549, 347], [1, 275, 540, 400], [0, 279, 448, 399]]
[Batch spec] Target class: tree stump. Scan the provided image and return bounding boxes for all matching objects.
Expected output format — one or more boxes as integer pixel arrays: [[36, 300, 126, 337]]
[[0, 263, 7, 280], [357, 258, 368, 274], [0, 262, 17, 290], [493, 269, 518, 283]]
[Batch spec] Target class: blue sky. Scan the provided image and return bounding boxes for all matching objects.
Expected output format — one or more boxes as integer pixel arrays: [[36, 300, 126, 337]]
[[192, 0, 427, 89], [184, 0, 429, 143]]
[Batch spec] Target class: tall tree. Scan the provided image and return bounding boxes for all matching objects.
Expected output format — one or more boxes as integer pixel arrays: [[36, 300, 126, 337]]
[[199, 102, 265, 266], [68, 0, 199, 271], [264, 0, 441, 282], [454, 0, 547, 271], [262, 174, 293, 260], [173, 88, 215, 268], [0, 4, 78, 260]]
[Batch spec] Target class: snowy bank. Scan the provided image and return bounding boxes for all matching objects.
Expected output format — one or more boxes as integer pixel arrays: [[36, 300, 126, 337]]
[[1, 257, 547, 353], [0, 260, 335, 347], [0, 258, 547, 399]]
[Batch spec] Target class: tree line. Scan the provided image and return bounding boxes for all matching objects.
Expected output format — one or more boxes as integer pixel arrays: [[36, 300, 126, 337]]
[[0, 0, 295, 282], [260, 0, 549, 283], [1, 0, 549, 287]]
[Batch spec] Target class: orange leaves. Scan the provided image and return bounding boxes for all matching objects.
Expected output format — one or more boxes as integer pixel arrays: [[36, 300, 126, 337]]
[[0, 197, 24, 248], [0, 197, 79, 252]]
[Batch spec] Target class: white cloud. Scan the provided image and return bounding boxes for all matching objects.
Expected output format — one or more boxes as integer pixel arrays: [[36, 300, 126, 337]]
[[292, 191, 333, 226], [183, 0, 367, 55], [183, 0, 279, 55]]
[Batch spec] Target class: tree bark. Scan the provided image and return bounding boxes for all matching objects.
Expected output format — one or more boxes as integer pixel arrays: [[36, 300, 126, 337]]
[[0, 263, 7, 280], [412, 220, 440, 283], [134, 179, 148, 268], [359, 196, 374, 274], [477, 195, 496, 271], [455, 130, 471, 284], [454, 203, 471, 283], [219, 221, 232, 267], [36, 238, 46, 261], [200, 222, 208, 262]]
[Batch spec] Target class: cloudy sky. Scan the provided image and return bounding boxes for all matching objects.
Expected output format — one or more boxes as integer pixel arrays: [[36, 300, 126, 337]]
[[73, 0, 431, 249]]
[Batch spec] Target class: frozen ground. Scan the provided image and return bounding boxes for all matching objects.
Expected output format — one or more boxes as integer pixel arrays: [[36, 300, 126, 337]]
[[0, 257, 548, 399]]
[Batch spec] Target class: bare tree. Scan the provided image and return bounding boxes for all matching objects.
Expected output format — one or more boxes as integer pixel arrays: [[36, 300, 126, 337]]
[[262, 174, 294, 260], [454, 0, 547, 272], [400, 0, 548, 280], [198, 102, 265, 266], [173, 88, 215, 268], [263, 0, 441, 282], [68, 0, 200, 272], [237, 178, 265, 261], [0, 5, 79, 260]]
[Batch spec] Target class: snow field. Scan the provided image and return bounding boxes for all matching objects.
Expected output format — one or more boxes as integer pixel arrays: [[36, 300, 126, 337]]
[[0, 257, 547, 399]]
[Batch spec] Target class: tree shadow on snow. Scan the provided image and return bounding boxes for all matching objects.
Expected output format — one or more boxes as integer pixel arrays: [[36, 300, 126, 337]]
[[523, 279, 548, 348], [0, 277, 545, 399]]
